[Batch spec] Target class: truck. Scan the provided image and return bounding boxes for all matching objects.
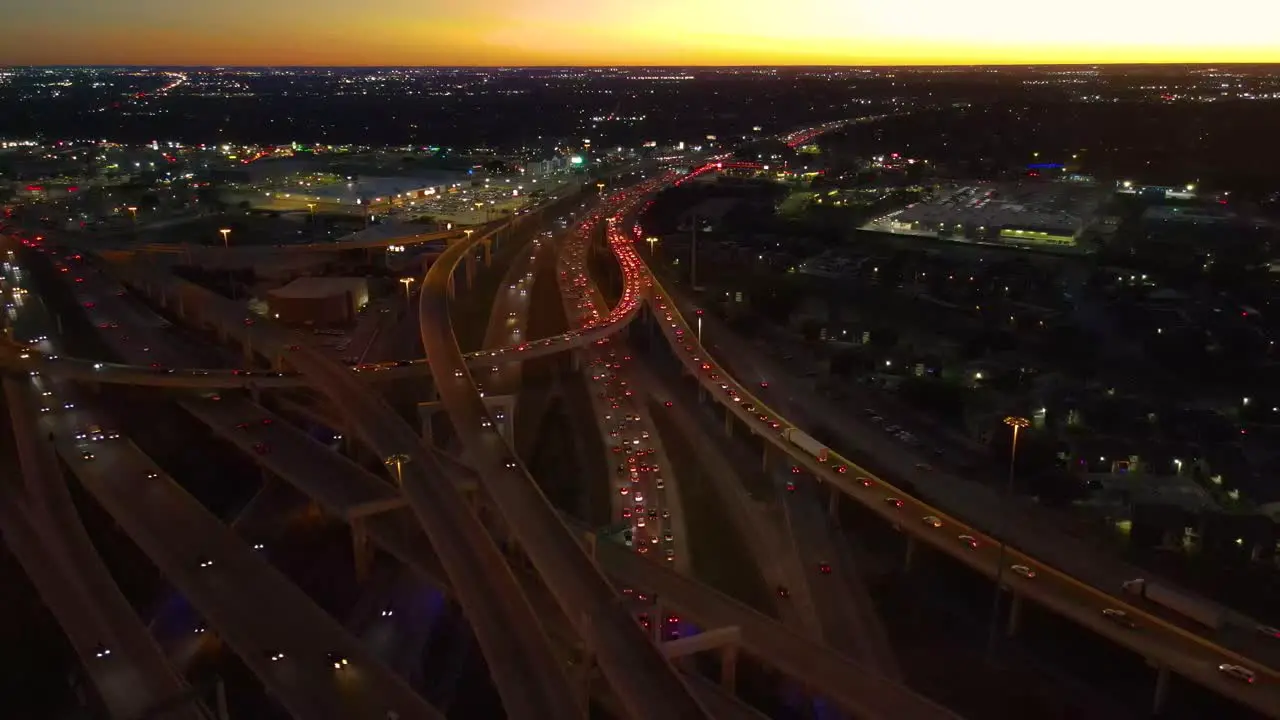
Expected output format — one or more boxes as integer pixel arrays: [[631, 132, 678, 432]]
[[1121, 578, 1226, 630], [782, 428, 830, 463]]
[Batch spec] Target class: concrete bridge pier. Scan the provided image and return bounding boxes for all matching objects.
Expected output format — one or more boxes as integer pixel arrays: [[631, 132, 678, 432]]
[[827, 487, 841, 524], [1152, 664, 1171, 715], [1006, 594, 1023, 637], [724, 411, 734, 438], [351, 516, 372, 584], [903, 535, 917, 572]]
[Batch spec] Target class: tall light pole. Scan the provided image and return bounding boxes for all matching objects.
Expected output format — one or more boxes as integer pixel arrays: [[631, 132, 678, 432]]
[[384, 453, 411, 486], [127, 206, 138, 226], [988, 415, 1029, 661], [219, 228, 234, 298], [695, 308, 703, 343], [689, 214, 700, 289], [306, 203, 316, 237], [646, 236, 658, 259], [399, 277, 414, 309]]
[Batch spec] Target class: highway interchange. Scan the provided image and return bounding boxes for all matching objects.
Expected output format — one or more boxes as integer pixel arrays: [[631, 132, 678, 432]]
[[1, 127, 1278, 719]]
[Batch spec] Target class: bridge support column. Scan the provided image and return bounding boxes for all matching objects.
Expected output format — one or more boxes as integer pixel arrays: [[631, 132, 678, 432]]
[[570, 350, 581, 372], [248, 383, 260, 405], [483, 240, 492, 268], [1152, 665, 1171, 715], [446, 274, 456, 300], [351, 517, 373, 584], [417, 401, 443, 446], [903, 535, 917, 572], [724, 411, 733, 438], [464, 254, 477, 288], [720, 644, 739, 692], [761, 445, 770, 473], [1006, 594, 1023, 637], [827, 487, 840, 524]]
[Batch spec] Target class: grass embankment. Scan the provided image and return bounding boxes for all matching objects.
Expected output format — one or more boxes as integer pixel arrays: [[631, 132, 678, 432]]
[[648, 400, 773, 614]]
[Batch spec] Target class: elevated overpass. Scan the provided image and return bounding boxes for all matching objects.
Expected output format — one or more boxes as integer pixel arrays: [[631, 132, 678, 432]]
[[73, 257, 585, 720], [16, 360, 444, 719], [640, 273, 1280, 716], [1, 377, 207, 720]]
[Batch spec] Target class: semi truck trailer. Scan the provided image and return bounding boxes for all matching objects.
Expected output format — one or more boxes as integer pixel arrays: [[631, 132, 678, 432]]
[[1121, 578, 1225, 630], [782, 428, 830, 463]]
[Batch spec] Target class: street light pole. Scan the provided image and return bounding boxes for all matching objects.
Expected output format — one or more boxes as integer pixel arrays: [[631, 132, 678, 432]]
[[399, 277, 414, 310], [987, 415, 1029, 662], [689, 214, 699, 289], [384, 453, 411, 486], [695, 309, 703, 343]]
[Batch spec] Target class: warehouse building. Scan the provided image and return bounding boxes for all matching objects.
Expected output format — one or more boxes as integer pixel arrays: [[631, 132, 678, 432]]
[[266, 277, 369, 326]]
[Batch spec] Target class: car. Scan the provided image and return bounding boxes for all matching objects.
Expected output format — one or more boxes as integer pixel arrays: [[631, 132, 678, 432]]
[[664, 549, 675, 562], [327, 653, 349, 670], [776, 585, 790, 598], [145, 470, 159, 480], [252, 442, 270, 455], [1218, 664, 1256, 684], [380, 605, 394, 617], [858, 477, 874, 488], [921, 515, 943, 528], [818, 562, 832, 575], [759, 381, 769, 388], [957, 534, 979, 549], [1010, 564, 1036, 579], [884, 497, 904, 508], [790, 466, 801, 474], [80, 451, 95, 461], [480, 418, 493, 428], [266, 651, 285, 662], [1257, 625, 1280, 638], [1101, 608, 1136, 629], [785, 480, 796, 492], [196, 556, 214, 569]]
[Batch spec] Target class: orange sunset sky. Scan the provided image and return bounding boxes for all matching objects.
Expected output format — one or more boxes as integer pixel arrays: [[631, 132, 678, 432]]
[[4, 0, 1280, 66]]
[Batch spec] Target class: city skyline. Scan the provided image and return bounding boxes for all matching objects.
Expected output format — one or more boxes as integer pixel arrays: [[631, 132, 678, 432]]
[[4, 0, 1280, 66]]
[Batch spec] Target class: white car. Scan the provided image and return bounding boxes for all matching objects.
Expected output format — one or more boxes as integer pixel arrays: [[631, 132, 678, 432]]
[[1010, 564, 1036, 579], [1218, 664, 1256, 684]]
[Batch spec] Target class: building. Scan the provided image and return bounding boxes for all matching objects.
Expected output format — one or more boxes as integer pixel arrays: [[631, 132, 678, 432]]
[[871, 181, 1103, 250], [255, 174, 469, 215], [266, 277, 369, 326]]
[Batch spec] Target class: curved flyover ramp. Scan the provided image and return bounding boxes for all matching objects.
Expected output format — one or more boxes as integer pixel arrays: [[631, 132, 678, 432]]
[[420, 187, 714, 720]]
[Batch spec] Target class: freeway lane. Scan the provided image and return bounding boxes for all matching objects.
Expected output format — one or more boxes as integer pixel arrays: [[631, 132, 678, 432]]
[[420, 179, 716, 720], [643, 274, 1280, 717]]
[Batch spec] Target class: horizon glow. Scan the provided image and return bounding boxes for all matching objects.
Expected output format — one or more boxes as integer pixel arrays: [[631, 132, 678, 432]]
[[3, 0, 1280, 66]]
